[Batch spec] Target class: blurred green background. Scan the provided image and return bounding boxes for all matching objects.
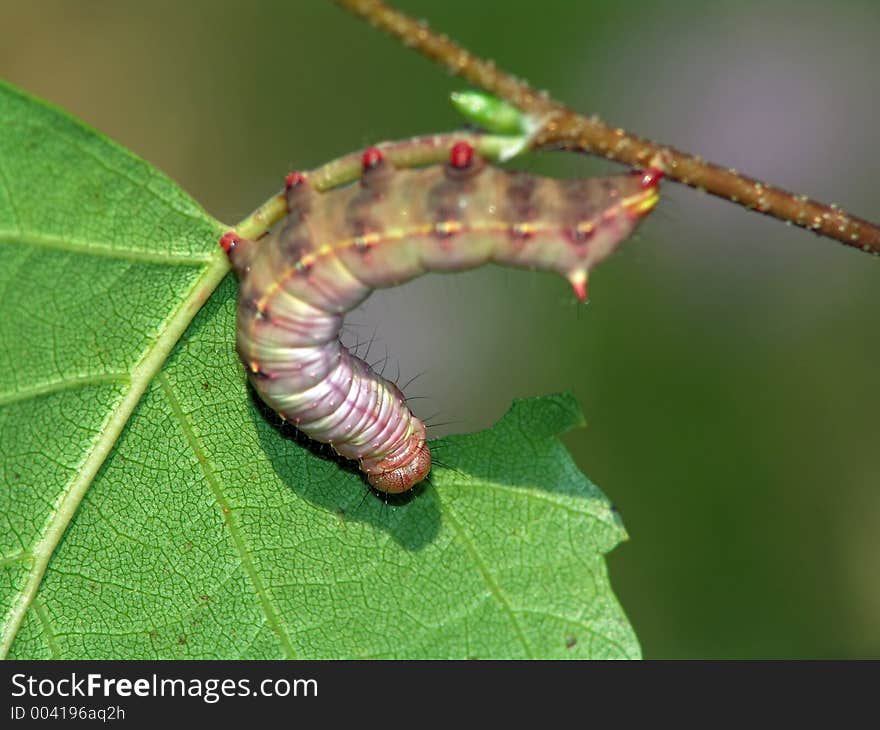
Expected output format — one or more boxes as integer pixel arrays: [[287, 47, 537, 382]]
[[2, 0, 877, 658]]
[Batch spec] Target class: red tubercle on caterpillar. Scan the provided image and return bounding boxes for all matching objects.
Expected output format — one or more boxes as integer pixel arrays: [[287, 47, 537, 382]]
[[361, 147, 384, 171], [639, 167, 664, 189], [449, 141, 475, 170], [219, 231, 242, 256], [285, 171, 307, 190], [624, 167, 663, 220], [569, 270, 589, 302], [285, 171, 315, 215]]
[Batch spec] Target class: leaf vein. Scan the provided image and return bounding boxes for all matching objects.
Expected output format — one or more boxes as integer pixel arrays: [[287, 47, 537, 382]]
[[31, 597, 60, 659], [0, 229, 214, 265], [0, 155, 23, 231], [157, 372, 297, 660], [440, 488, 534, 659], [0, 551, 32, 569], [515, 608, 632, 658], [0, 372, 130, 407]]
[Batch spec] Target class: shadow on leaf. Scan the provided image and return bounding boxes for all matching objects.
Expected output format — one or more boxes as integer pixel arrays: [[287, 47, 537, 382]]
[[248, 385, 442, 551]]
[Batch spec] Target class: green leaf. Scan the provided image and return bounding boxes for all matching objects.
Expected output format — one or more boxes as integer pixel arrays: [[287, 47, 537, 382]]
[[0, 80, 638, 659]]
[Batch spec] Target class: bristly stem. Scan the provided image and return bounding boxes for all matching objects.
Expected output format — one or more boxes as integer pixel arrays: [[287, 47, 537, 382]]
[[331, 0, 880, 257]]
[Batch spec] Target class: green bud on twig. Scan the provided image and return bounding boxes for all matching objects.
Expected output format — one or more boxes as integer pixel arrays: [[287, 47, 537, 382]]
[[450, 90, 532, 135]]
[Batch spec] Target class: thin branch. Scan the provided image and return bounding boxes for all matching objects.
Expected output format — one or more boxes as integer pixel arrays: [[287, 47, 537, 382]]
[[332, 0, 880, 256]]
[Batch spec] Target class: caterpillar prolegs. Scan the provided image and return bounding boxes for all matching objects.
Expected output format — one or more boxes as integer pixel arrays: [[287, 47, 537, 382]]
[[221, 140, 661, 493]]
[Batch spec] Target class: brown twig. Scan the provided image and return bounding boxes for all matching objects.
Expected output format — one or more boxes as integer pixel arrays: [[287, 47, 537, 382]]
[[332, 0, 880, 256]]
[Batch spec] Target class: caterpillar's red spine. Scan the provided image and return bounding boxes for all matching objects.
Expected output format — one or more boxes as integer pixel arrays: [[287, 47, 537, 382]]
[[224, 141, 661, 493]]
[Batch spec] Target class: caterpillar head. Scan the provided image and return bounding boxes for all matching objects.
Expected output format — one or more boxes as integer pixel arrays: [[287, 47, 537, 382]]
[[366, 440, 432, 494], [361, 419, 432, 494]]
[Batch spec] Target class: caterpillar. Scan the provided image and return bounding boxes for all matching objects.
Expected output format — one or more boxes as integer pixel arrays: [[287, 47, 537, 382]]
[[221, 140, 661, 494]]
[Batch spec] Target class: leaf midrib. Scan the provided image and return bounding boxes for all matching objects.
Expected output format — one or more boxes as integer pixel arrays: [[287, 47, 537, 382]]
[[0, 247, 229, 659]]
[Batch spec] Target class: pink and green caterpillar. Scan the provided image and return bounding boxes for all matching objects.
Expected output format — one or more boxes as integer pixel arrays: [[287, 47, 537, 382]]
[[221, 137, 661, 494]]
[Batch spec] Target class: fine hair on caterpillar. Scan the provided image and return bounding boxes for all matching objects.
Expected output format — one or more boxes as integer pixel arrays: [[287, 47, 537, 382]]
[[221, 140, 661, 494]]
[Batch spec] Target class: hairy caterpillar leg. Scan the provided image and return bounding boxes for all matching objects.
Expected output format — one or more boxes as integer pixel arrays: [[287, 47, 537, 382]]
[[223, 139, 660, 494]]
